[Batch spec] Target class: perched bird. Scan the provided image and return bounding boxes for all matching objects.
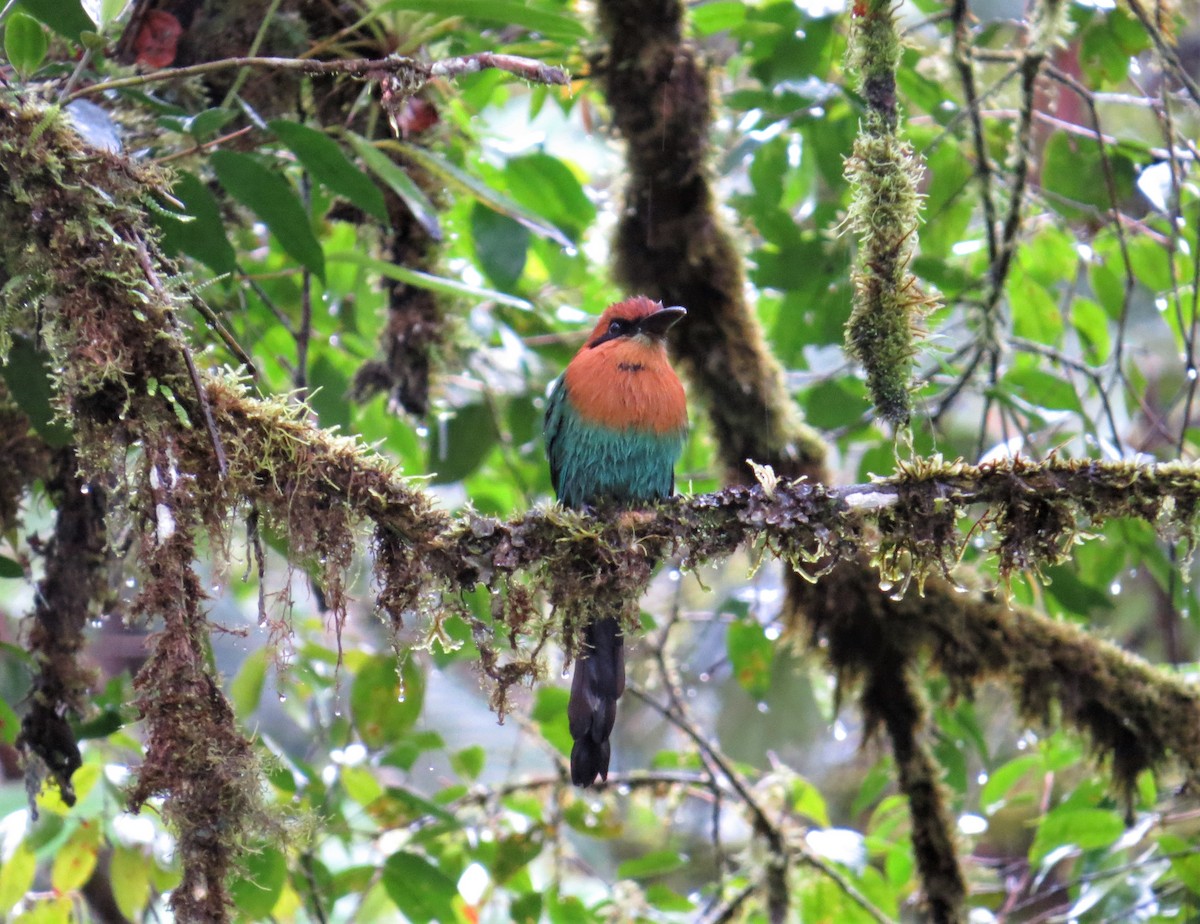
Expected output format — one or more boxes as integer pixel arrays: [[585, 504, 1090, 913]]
[[544, 296, 689, 786]]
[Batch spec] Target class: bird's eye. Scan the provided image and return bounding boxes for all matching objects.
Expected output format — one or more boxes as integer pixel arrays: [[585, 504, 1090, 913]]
[[608, 320, 626, 335]]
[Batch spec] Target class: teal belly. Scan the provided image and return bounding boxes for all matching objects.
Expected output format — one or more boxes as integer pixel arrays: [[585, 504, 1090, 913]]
[[553, 418, 684, 509]]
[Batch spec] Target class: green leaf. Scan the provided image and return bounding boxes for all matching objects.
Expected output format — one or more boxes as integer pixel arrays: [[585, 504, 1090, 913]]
[[0, 335, 73, 447], [0, 556, 22, 578], [4, 12, 48, 77], [1041, 133, 1136, 220], [1159, 833, 1200, 896], [153, 171, 237, 275], [726, 619, 773, 699], [183, 108, 237, 142], [51, 823, 100, 892], [210, 150, 325, 281], [0, 841, 36, 912], [691, 1, 746, 34], [503, 152, 595, 243], [229, 648, 267, 714], [790, 776, 830, 827], [377, 0, 586, 41], [617, 849, 686, 880], [450, 744, 485, 781], [272, 121, 389, 223], [471, 204, 529, 290], [0, 698, 18, 746], [427, 403, 498, 484], [531, 686, 572, 757], [89, 0, 133, 30], [1002, 366, 1082, 415], [110, 846, 151, 920], [350, 654, 425, 749], [343, 131, 440, 239], [1030, 805, 1123, 865], [381, 851, 459, 923], [392, 142, 574, 250], [229, 845, 287, 917], [980, 753, 1040, 814], [328, 251, 531, 310], [14, 0, 91, 39]]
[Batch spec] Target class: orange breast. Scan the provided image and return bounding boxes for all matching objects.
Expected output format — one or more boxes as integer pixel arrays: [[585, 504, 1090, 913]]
[[563, 339, 688, 434]]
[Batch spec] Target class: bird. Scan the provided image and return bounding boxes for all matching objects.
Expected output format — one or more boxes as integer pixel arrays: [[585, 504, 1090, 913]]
[[543, 295, 689, 786]]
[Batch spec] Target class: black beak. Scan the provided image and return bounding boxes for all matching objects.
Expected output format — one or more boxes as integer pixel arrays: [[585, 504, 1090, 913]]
[[637, 305, 687, 337]]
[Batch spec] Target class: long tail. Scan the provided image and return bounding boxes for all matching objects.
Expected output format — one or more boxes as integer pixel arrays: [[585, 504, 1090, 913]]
[[567, 615, 625, 787]]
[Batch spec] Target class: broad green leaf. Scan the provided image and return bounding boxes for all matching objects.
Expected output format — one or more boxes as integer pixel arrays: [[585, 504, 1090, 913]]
[[726, 619, 773, 699], [4, 12, 48, 76], [110, 846, 151, 919], [645, 884, 695, 912], [350, 654, 424, 749], [1070, 297, 1111, 362], [381, 850, 459, 923], [0, 556, 22, 578], [343, 131, 440, 238], [1003, 366, 1083, 415], [341, 765, 384, 806], [503, 153, 595, 242], [617, 849, 686, 880], [691, 1, 746, 34], [1041, 133, 1136, 220], [229, 648, 267, 714], [272, 121, 389, 223], [0, 697, 18, 745], [328, 251, 531, 310], [51, 823, 101, 892], [153, 171, 237, 275], [210, 150, 325, 281], [531, 686, 571, 757], [1159, 833, 1200, 896], [15, 0, 91, 39], [0, 841, 36, 911], [230, 844, 287, 917], [450, 744, 485, 781], [1030, 805, 1123, 865], [980, 753, 1040, 814], [377, 0, 586, 41], [391, 142, 573, 250], [81, 0, 131, 29], [790, 776, 830, 827], [0, 335, 73, 447], [471, 204, 529, 290], [427, 403, 498, 484]]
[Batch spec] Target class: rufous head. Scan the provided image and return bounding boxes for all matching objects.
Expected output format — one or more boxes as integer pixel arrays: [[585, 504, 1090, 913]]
[[582, 296, 686, 351]]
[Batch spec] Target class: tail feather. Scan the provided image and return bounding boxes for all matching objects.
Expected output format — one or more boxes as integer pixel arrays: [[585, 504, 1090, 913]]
[[567, 616, 625, 786]]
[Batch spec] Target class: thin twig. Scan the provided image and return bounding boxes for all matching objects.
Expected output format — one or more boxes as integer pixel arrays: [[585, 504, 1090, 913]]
[[629, 683, 893, 924], [186, 294, 256, 373], [1124, 0, 1200, 109], [950, 0, 998, 268], [65, 52, 568, 104], [132, 237, 228, 477]]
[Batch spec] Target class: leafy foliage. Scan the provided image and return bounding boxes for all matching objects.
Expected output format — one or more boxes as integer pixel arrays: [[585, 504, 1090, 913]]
[[1, 0, 1200, 922]]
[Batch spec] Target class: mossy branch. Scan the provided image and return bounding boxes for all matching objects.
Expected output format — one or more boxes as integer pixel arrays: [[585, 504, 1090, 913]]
[[5, 91, 1200, 920], [844, 0, 936, 427]]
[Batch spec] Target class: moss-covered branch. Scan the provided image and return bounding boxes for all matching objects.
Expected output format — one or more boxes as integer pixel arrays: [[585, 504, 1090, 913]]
[[843, 0, 935, 426], [4, 88, 1200, 920]]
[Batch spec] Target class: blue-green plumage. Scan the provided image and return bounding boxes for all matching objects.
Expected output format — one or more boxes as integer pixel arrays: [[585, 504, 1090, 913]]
[[544, 379, 685, 510]]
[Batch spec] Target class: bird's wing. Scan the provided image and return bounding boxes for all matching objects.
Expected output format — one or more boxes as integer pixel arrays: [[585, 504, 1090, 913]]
[[543, 375, 567, 499]]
